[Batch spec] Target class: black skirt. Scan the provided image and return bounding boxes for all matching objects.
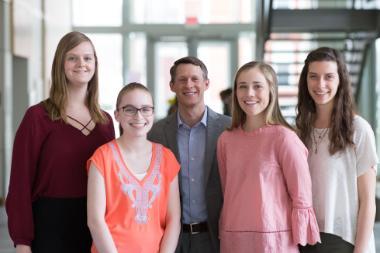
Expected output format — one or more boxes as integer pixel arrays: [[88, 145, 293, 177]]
[[299, 232, 354, 253], [31, 197, 92, 253]]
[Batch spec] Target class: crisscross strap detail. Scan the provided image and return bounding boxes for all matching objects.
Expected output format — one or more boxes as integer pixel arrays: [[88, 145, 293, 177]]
[[67, 115, 93, 132]]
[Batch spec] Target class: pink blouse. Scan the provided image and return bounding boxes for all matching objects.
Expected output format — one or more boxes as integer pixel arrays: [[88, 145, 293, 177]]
[[217, 125, 320, 253]]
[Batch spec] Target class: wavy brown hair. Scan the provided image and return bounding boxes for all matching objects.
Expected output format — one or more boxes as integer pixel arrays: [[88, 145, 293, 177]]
[[229, 61, 292, 131], [43, 31, 108, 123], [296, 47, 355, 154]]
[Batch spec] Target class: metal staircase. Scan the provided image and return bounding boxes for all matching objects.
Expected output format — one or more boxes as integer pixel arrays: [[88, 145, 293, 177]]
[[258, 0, 380, 124]]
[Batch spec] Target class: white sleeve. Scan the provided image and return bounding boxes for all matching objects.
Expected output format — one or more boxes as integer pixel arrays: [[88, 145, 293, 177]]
[[354, 116, 379, 176]]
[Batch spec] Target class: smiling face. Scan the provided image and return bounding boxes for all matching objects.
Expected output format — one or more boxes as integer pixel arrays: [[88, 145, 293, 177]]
[[64, 41, 96, 87], [307, 60, 340, 110], [235, 67, 270, 124], [170, 63, 209, 110], [115, 89, 154, 137]]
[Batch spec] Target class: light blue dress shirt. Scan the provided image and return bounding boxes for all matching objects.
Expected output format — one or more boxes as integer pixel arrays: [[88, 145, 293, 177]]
[[177, 109, 208, 224]]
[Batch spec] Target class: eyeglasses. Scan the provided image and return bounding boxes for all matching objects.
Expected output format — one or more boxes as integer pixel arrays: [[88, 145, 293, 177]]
[[119, 105, 154, 116]]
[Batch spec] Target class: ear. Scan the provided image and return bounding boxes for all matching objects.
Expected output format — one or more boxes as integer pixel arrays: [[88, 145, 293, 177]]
[[169, 82, 175, 92], [114, 110, 121, 123], [204, 79, 210, 90]]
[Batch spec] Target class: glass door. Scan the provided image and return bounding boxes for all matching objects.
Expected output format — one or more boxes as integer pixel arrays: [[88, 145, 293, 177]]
[[198, 41, 233, 113], [153, 41, 188, 119], [149, 37, 236, 120]]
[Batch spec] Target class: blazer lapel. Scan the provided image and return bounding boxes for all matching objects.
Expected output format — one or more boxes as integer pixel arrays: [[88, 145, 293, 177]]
[[164, 113, 181, 162], [204, 108, 220, 186], [163, 113, 184, 205]]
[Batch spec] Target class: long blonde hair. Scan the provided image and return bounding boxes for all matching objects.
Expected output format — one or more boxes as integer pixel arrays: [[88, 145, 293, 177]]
[[43, 31, 108, 123], [229, 61, 292, 130]]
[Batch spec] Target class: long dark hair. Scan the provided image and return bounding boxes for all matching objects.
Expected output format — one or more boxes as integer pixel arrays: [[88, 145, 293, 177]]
[[296, 47, 355, 154]]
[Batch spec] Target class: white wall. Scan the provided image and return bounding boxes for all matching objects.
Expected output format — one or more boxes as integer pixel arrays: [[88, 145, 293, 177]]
[[0, 0, 72, 201], [0, 0, 14, 204]]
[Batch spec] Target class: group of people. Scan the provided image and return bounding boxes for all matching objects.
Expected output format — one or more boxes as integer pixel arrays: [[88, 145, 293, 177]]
[[5, 31, 378, 253]]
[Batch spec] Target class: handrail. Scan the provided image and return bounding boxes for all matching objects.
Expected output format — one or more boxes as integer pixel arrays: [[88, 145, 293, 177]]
[[354, 39, 374, 103], [256, 0, 273, 60]]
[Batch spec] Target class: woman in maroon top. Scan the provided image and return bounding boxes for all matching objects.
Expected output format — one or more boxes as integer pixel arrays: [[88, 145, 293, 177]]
[[5, 31, 115, 253]]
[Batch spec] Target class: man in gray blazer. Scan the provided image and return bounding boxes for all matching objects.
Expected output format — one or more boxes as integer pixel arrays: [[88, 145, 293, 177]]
[[148, 56, 231, 253]]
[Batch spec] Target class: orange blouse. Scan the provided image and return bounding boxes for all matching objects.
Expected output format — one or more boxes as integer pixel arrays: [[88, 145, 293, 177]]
[[87, 140, 180, 253]]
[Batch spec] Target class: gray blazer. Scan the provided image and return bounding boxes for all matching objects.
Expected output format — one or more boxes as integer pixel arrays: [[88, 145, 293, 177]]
[[148, 107, 231, 253]]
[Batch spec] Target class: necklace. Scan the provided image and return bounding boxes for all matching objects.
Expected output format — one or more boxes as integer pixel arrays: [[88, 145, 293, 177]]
[[312, 128, 328, 154]]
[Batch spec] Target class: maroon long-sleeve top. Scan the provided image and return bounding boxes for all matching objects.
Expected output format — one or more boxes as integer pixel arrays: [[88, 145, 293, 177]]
[[5, 103, 115, 246]]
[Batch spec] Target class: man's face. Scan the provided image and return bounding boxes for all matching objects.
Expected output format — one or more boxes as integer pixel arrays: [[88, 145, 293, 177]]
[[170, 64, 209, 109]]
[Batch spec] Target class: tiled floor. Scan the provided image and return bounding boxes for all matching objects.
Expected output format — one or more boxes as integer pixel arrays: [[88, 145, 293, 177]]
[[1, 206, 380, 252]]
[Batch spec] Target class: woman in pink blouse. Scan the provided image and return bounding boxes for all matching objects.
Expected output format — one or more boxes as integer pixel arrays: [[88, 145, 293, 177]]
[[216, 61, 320, 253]]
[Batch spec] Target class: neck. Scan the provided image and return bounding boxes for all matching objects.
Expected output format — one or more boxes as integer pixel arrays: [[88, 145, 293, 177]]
[[314, 103, 333, 128], [66, 85, 88, 110], [243, 114, 266, 132], [178, 104, 206, 127], [117, 134, 150, 154]]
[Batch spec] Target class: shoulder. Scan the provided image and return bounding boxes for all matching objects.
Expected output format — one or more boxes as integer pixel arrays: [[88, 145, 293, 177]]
[[152, 116, 170, 129], [272, 125, 297, 137], [150, 114, 176, 135], [153, 143, 180, 179], [155, 113, 176, 127], [96, 109, 114, 130], [207, 107, 231, 127], [217, 129, 240, 145], [101, 110, 113, 121], [271, 125, 303, 144], [14, 102, 53, 144], [269, 126, 307, 155], [352, 115, 376, 142], [220, 128, 237, 138], [99, 110, 114, 128], [153, 142, 180, 168], [207, 107, 231, 122], [156, 143, 175, 158], [19, 103, 52, 129], [93, 140, 115, 157], [25, 102, 49, 120], [353, 115, 373, 132]]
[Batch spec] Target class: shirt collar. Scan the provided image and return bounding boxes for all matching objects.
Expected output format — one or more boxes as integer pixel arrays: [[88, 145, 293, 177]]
[[177, 107, 208, 128]]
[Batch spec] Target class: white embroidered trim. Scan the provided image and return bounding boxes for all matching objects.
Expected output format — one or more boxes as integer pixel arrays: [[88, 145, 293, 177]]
[[110, 142, 162, 224]]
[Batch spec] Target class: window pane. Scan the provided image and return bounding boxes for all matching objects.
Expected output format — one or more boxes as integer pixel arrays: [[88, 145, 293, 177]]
[[73, 0, 122, 26], [376, 39, 380, 168], [198, 0, 252, 23], [198, 42, 231, 114], [130, 0, 252, 24], [87, 34, 123, 130], [154, 42, 188, 119], [126, 33, 147, 84], [131, 0, 184, 23], [238, 33, 255, 66]]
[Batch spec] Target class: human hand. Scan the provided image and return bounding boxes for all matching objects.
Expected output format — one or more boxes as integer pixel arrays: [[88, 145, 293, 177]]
[[16, 244, 32, 253]]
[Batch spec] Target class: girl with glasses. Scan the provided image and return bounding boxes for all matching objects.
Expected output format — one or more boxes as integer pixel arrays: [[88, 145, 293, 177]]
[[87, 82, 181, 253]]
